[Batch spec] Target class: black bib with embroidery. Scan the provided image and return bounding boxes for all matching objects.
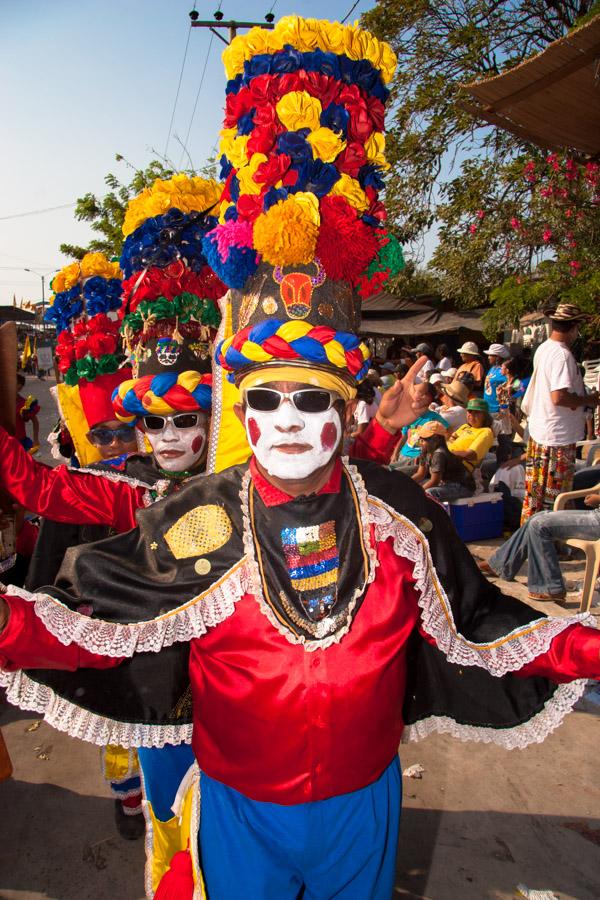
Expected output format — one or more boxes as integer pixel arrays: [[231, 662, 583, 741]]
[[247, 467, 371, 643]]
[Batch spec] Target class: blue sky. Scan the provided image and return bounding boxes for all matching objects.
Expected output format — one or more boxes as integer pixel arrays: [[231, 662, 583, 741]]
[[0, 0, 434, 305]]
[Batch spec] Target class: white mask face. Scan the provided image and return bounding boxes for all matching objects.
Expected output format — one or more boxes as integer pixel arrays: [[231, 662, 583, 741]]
[[245, 397, 342, 480], [144, 417, 207, 472]]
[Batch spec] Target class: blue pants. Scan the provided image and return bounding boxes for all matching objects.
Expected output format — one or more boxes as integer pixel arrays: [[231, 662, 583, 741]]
[[199, 758, 402, 899], [489, 508, 600, 594]]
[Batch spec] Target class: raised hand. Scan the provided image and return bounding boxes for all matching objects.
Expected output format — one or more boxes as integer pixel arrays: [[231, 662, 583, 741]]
[[375, 356, 430, 433]]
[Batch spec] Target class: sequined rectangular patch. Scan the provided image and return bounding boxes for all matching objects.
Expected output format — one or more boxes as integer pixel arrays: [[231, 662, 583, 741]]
[[281, 521, 339, 621]]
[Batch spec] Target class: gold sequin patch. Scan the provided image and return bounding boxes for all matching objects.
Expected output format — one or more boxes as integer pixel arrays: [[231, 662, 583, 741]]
[[164, 504, 233, 559]]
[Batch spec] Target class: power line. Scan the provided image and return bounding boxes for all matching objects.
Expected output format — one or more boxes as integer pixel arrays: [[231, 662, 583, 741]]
[[163, 6, 196, 158], [0, 202, 75, 222], [179, 31, 215, 169], [341, 1, 361, 24]]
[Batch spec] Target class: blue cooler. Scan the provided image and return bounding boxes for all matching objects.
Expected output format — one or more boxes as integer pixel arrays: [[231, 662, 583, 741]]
[[448, 492, 504, 542]]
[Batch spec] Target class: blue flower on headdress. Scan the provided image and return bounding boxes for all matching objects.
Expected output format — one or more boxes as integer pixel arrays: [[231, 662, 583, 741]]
[[224, 205, 238, 221], [272, 45, 304, 72], [220, 155, 234, 179], [320, 103, 349, 137], [202, 230, 258, 290], [277, 131, 312, 166], [120, 209, 214, 278], [229, 174, 240, 203], [307, 49, 341, 80], [226, 74, 243, 96], [263, 186, 289, 211], [359, 164, 386, 192], [237, 109, 256, 136], [45, 284, 83, 333], [84, 276, 122, 316]]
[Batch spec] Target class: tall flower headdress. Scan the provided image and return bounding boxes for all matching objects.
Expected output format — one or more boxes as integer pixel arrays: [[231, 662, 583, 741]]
[[112, 175, 226, 423], [203, 16, 403, 470], [45, 252, 132, 465]]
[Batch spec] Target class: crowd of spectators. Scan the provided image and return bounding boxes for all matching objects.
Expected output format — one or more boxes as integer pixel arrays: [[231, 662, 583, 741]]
[[353, 304, 600, 602]]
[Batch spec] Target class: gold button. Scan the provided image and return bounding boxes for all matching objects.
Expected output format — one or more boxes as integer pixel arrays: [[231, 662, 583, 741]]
[[194, 558, 211, 576]]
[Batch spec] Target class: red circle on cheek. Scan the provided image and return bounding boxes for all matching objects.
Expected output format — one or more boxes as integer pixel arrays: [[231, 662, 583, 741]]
[[192, 435, 204, 454], [320, 422, 338, 450], [248, 418, 261, 445]]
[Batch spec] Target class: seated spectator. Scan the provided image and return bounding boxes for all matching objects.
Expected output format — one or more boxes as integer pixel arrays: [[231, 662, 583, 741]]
[[428, 372, 444, 402], [414, 343, 435, 383], [435, 380, 469, 434], [412, 420, 475, 502], [443, 366, 457, 383], [350, 380, 379, 438], [478, 490, 600, 601], [447, 398, 495, 475], [390, 382, 449, 471], [435, 343, 453, 373], [456, 342, 485, 392]]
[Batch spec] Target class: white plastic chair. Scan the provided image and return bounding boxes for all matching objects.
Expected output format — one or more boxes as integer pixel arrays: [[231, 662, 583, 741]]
[[553, 483, 600, 613]]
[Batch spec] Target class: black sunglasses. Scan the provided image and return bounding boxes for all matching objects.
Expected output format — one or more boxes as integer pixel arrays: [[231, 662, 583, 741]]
[[142, 413, 200, 432], [88, 426, 136, 446], [245, 388, 338, 414]]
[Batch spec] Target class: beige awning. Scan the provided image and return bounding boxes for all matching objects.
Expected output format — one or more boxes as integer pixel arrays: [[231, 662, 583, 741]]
[[460, 16, 600, 157]]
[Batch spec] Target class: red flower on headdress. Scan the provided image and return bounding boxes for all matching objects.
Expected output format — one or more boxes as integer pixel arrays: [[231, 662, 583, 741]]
[[247, 125, 277, 156], [316, 196, 379, 281], [336, 143, 366, 177], [255, 154, 292, 188], [237, 193, 265, 222]]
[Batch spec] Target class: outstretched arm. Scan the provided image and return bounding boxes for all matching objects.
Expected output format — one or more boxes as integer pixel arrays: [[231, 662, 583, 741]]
[[0, 595, 123, 671], [0, 426, 145, 530], [350, 357, 430, 464]]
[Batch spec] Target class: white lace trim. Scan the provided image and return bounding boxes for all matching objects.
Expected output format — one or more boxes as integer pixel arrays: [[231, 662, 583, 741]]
[[368, 496, 598, 677], [240, 461, 378, 652], [4, 558, 249, 657], [402, 679, 588, 750], [0, 668, 193, 748]]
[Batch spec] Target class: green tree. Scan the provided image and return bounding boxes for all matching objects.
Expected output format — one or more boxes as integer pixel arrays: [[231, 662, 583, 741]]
[[361, 1, 598, 315]]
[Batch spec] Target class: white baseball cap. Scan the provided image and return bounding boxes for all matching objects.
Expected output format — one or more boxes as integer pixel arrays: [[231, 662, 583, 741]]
[[429, 373, 443, 384], [484, 343, 510, 359]]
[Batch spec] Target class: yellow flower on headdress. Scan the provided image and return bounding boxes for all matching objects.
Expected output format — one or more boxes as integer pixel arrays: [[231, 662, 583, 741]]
[[52, 261, 81, 294], [330, 174, 369, 213], [276, 91, 322, 132], [122, 175, 221, 236], [80, 252, 121, 280], [223, 15, 397, 84], [237, 153, 268, 196], [253, 193, 319, 266], [307, 127, 346, 163], [364, 133, 390, 170]]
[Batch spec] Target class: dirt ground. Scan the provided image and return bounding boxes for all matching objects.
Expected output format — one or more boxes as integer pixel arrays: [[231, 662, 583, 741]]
[[1, 374, 599, 899]]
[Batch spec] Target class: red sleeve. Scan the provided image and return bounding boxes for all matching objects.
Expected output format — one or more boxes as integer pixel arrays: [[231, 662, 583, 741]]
[[15, 520, 39, 557], [0, 595, 123, 672], [0, 426, 144, 531], [516, 624, 600, 682], [417, 620, 600, 683], [350, 418, 399, 465]]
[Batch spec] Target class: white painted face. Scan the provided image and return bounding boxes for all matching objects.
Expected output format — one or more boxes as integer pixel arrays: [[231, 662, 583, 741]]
[[244, 390, 342, 480], [143, 414, 208, 472]]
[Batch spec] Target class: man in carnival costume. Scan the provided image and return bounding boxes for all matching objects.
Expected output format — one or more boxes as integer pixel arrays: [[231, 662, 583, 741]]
[[0, 172, 396, 886], [1, 17, 600, 900]]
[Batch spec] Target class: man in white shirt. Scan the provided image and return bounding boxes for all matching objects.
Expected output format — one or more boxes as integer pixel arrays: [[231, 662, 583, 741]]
[[521, 303, 599, 522], [413, 343, 435, 383]]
